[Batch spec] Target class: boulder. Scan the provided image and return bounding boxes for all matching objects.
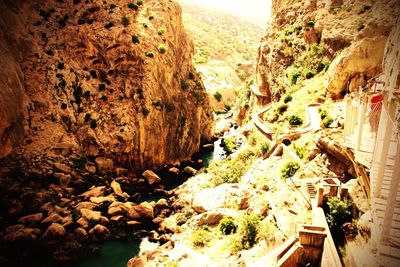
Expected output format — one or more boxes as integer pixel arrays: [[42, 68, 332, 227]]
[[189, 208, 239, 227], [79, 186, 106, 198], [53, 163, 70, 173], [75, 201, 98, 210], [3, 227, 41, 242], [90, 195, 116, 204], [142, 170, 161, 186], [128, 202, 154, 221], [127, 256, 147, 267], [159, 216, 181, 233], [54, 172, 72, 188], [192, 184, 252, 213], [42, 213, 64, 224], [95, 157, 114, 173], [43, 223, 66, 238], [168, 167, 180, 175], [111, 180, 129, 200], [79, 208, 109, 224], [89, 224, 110, 240], [54, 173, 72, 187], [108, 201, 131, 216], [74, 227, 88, 240], [183, 166, 197, 176], [17, 213, 43, 225]]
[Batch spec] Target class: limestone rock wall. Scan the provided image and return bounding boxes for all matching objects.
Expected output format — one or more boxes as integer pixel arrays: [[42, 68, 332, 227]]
[[0, 0, 213, 169], [256, 0, 400, 100]]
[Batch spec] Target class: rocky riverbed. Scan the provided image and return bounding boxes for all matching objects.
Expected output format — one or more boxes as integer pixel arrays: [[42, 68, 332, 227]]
[[0, 149, 213, 267]]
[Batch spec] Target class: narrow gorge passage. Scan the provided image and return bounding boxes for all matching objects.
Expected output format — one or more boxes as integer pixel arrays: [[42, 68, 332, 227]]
[[0, 1, 399, 267]]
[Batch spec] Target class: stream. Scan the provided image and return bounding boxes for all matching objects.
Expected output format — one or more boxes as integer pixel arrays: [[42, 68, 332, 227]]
[[54, 137, 227, 267]]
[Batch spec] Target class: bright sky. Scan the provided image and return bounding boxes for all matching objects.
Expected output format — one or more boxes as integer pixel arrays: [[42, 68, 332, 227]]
[[179, 0, 272, 28]]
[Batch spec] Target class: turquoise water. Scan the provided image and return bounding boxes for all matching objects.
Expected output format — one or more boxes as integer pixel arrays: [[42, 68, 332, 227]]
[[76, 240, 140, 267]]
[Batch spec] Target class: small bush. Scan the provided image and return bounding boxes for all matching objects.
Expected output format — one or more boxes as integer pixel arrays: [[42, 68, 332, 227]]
[[157, 27, 166, 35], [192, 91, 203, 102], [90, 119, 97, 129], [142, 107, 150, 116], [223, 136, 236, 153], [137, 0, 143, 5], [110, 3, 116, 9], [281, 161, 300, 179], [277, 104, 288, 114], [180, 79, 189, 90], [240, 214, 260, 249], [191, 229, 211, 247], [165, 103, 174, 112], [149, 15, 154, 20], [121, 16, 130, 26], [325, 197, 352, 229], [84, 113, 91, 122], [304, 69, 315, 79], [288, 115, 303, 126], [259, 141, 270, 154], [104, 21, 114, 29], [188, 72, 195, 80], [219, 218, 237, 235], [56, 62, 65, 70], [283, 95, 293, 103], [131, 35, 140, 43], [158, 44, 167, 54], [213, 91, 222, 102], [61, 103, 67, 109], [127, 3, 138, 10], [322, 116, 333, 128], [288, 67, 301, 85], [145, 51, 154, 58], [98, 83, 106, 91]]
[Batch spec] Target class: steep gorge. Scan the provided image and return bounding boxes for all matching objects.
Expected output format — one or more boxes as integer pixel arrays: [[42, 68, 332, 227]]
[[0, 0, 213, 169]]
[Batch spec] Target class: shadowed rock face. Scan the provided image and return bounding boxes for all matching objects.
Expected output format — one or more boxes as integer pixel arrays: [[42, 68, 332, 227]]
[[0, 0, 213, 169]]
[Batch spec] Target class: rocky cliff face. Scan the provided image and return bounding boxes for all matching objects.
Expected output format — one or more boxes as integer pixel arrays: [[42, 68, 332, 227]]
[[256, 0, 400, 100], [0, 0, 213, 169]]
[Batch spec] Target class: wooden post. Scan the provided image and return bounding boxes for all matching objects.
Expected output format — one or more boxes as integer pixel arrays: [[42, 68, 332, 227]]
[[317, 186, 324, 207], [355, 98, 367, 151]]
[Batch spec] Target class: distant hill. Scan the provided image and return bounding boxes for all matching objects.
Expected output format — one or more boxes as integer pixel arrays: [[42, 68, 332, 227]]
[[181, 3, 264, 64]]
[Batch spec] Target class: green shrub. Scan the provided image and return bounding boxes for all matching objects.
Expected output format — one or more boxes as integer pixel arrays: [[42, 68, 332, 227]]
[[306, 21, 315, 28], [131, 35, 139, 43], [165, 103, 174, 112], [281, 161, 300, 179], [157, 27, 166, 35], [110, 3, 116, 9], [128, 2, 138, 10], [322, 116, 333, 128], [137, 0, 143, 5], [224, 104, 232, 111], [213, 91, 222, 102], [192, 91, 203, 102], [152, 100, 163, 108], [259, 141, 270, 154], [142, 107, 150, 116], [240, 214, 260, 249], [104, 21, 114, 29], [292, 142, 308, 160], [180, 79, 189, 90], [219, 218, 237, 235], [325, 197, 352, 229], [145, 51, 154, 58], [148, 15, 154, 20], [121, 16, 130, 26], [288, 67, 302, 85], [283, 95, 293, 103], [188, 72, 195, 80], [90, 119, 97, 129], [158, 44, 167, 54], [277, 103, 288, 114], [223, 136, 236, 153], [304, 69, 315, 79], [191, 229, 211, 247], [288, 115, 303, 126]]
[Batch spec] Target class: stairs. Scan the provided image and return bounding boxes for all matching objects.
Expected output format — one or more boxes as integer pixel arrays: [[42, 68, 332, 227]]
[[306, 182, 316, 200]]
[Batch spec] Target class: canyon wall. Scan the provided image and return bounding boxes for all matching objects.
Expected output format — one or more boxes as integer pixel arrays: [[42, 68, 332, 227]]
[[256, 0, 400, 100], [0, 0, 213, 169]]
